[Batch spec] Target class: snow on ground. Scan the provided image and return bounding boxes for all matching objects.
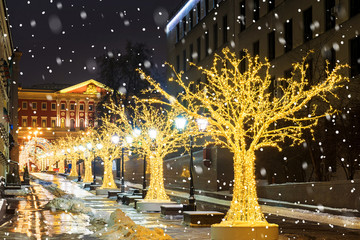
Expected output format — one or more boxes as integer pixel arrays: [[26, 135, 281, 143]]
[[262, 205, 360, 229], [94, 209, 172, 240]]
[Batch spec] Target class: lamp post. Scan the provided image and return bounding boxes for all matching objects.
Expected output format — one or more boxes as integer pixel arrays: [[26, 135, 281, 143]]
[[111, 134, 121, 191], [93, 143, 103, 184], [175, 117, 208, 211]]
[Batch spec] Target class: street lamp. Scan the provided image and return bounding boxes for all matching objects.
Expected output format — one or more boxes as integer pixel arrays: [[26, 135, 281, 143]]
[[93, 143, 103, 184], [175, 117, 208, 211]]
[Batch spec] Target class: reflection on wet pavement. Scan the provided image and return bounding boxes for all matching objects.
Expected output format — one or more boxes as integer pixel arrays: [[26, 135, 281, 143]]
[[0, 177, 95, 239], [0, 173, 212, 240]]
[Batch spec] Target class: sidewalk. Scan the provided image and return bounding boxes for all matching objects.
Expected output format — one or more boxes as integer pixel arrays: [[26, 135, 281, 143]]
[[116, 179, 360, 230]]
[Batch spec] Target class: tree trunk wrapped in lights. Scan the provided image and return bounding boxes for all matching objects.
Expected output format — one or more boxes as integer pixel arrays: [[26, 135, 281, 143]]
[[108, 99, 191, 201], [100, 156, 116, 188], [139, 48, 348, 227], [95, 117, 123, 189], [83, 158, 93, 183], [69, 155, 78, 177]]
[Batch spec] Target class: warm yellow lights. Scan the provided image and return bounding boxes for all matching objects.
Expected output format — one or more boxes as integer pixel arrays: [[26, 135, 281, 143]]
[[139, 47, 348, 226], [108, 99, 192, 201]]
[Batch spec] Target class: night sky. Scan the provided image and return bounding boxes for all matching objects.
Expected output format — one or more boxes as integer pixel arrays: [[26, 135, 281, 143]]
[[6, 0, 180, 88]]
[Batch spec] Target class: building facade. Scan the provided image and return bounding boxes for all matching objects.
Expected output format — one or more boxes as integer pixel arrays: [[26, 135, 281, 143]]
[[0, 0, 21, 179], [17, 79, 110, 170], [166, 0, 360, 182]]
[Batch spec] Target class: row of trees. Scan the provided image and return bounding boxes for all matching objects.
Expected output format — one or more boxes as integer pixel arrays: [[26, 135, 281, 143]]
[[45, 47, 347, 227]]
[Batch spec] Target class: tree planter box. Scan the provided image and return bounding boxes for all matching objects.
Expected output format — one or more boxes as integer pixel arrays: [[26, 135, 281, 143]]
[[160, 204, 184, 216], [136, 200, 177, 212], [183, 211, 224, 227], [211, 223, 278, 240]]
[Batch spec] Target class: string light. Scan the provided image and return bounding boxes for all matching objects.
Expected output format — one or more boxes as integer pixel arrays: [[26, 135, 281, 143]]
[[139, 47, 348, 226]]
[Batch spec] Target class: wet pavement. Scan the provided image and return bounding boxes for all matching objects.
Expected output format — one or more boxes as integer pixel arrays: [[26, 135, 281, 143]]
[[0, 173, 211, 240], [0, 172, 359, 240], [0, 179, 95, 239]]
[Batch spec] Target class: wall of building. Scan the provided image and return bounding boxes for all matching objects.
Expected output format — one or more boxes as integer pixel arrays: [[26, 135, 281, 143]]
[[166, 0, 360, 182]]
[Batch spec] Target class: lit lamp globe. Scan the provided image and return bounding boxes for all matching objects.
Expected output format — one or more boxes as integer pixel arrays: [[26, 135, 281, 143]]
[[133, 128, 141, 138], [111, 135, 120, 145], [148, 129, 157, 140], [175, 117, 187, 131]]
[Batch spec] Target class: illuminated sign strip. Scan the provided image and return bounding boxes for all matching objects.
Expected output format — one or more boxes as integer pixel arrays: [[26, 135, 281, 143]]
[[165, 0, 200, 34]]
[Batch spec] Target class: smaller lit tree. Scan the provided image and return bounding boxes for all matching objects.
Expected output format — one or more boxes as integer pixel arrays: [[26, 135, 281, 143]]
[[96, 116, 124, 189], [109, 98, 193, 201]]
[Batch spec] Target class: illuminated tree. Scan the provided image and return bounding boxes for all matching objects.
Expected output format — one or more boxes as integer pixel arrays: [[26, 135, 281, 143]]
[[140, 48, 348, 226], [109, 99, 192, 201], [96, 116, 124, 189]]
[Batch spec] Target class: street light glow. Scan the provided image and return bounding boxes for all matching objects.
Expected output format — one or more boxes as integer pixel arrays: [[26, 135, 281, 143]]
[[148, 129, 157, 140], [175, 117, 187, 130], [111, 134, 120, 145], [125, 135, 133, 144], [133, 128, 141, 138], [196, 118, 208, 132]]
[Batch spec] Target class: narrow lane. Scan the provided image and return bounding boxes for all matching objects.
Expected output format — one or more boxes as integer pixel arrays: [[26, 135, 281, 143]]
[[0, 176, 96, 240]]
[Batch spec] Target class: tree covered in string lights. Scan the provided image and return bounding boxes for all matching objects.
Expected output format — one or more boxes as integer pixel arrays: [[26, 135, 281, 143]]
[[139, 48, 348, 226], [108, 98, 193, 201], [96, 116, 124, 189]]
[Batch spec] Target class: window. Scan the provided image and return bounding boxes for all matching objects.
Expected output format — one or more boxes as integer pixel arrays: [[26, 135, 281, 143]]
[[22, 117, 27, 127], [253, 40, 259, 56], [239, 50, 246, 74], [60, 118, 65, 128], [89, 104, 94, 111], [61, 103, 66, 110], [41, 118, 47, 128], [41, 102, 47, 110], [324, 47, 336, 72], [213, 23, 218, 50], [269, 76, 275, 100], [222, 15, 228, 44], [176, 24, 180, 42], [70, 119, 75, 131], [182, 17, 186, 37], [284, 19, 293, 52], [70, 103, 75, 111], [350, 0, 360, 17], [268, 31, 275, 61], [80, 119, 85, 130], [176, 55, 180, 72], [197, 37, 201, 62], [325, 0, 335, 31], [51, 118, 56, 128], [32, 102, 37, 110], [189, 11, 193, 30], [22, 102, 27, 110], [32, 117, 37, 128], [303, 7, 312, 42], [80, 104, 84, 111], [190, 44, 194, 63], [51, 103, 56, 111], [205, 32, 210, 56], [305, 59, 313, 89], [350, 37, 360, 77], [240, 1, 246, 32], [205, 0, 209, 15], [268, 0, 275, 12], [253, 0, 259, 22], [183, 49, 187, 71], [282, 69, 291, 95], [196, 2, 201, 23]]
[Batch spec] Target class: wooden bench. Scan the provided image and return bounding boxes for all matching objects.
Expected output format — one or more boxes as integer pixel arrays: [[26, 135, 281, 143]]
[[122, 195, 143, 205], [116, 189, 142, 202], [183, 211, 225, 227], [108, 190, 122, 198], [161, 204, 184, 216], [90, 184, 101, 190]]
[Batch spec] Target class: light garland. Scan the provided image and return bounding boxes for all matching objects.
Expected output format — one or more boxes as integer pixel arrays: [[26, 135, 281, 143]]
[[139, 47, 348, 226]]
